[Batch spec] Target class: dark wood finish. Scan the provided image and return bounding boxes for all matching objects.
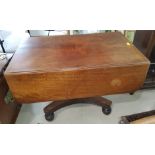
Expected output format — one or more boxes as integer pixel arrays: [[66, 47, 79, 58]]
[[133, 30, 155, 89], [44, 96, 112, 121], [0, 98, 21, 124], [120, 110, 155, 124], [133, 30, 155, 58], [0, 53, 21, 124], [44, 96, 112, 113], [5, 32, 150, 103]]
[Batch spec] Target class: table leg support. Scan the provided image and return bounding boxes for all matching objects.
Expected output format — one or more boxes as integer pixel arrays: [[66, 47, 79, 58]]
[[44, 96, 112, 121]]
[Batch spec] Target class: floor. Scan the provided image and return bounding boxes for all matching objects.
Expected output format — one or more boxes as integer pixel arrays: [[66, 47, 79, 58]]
[[16, 89, 155, 124]]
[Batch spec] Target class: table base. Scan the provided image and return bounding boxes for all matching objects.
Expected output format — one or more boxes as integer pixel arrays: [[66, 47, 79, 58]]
[[44, 96, 112, 121]]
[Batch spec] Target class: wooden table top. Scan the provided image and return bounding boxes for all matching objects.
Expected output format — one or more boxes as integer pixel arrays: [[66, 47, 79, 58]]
[[5, 32, 149, 74]]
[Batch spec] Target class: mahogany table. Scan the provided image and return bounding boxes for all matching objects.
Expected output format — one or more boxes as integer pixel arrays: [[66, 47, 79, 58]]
[[4, 32, 150, 121]]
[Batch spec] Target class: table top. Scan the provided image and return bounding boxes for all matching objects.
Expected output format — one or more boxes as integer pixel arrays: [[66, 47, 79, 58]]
[[5, 32, 149, 74]]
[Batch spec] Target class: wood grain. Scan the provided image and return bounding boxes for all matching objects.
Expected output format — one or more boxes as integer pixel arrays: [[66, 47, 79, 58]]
[[4, 32, 150, 103]]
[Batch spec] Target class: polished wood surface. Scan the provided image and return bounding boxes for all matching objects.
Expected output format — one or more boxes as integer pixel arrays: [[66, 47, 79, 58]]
[[5, 32, 150, 103]]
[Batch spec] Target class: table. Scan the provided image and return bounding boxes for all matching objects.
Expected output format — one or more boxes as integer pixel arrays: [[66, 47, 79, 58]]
[[4, 32, 150, 121]]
